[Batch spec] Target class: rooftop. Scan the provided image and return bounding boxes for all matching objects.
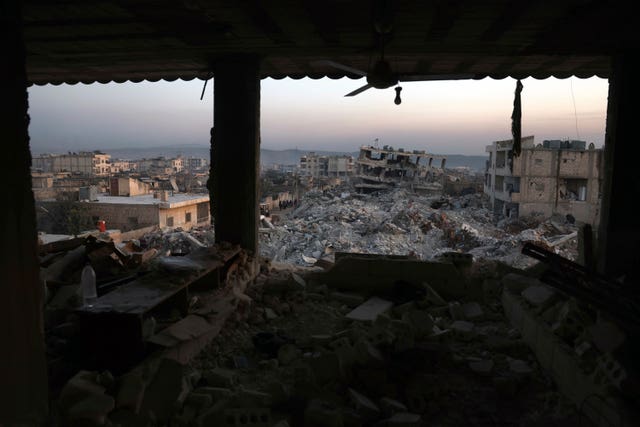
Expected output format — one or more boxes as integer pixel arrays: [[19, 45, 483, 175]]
[[89, 193, 209, 208]]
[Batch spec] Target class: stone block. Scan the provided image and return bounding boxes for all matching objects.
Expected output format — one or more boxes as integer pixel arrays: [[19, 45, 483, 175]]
[[58, 370, 106, 412], [346, 297, 393, 322], [422, 282, 447, 305], [521, 285, 555, 307]]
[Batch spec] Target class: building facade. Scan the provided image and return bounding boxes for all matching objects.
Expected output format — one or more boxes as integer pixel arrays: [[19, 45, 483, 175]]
[[299, 152, 354, 178], [32, 151, 111, 176], [484, 136, 603, 225]]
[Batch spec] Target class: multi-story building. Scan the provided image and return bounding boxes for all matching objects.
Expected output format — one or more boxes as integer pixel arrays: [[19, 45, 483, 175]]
[[484, 136, 603, 225], [110, 160, 137, 174], [299, 152, 354, 178], [186, 157, 208, 171], [32, 151, 111, 176]]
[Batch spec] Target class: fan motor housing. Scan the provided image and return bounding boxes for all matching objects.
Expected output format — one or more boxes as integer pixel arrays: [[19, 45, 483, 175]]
[[367, 60, 398, 89]]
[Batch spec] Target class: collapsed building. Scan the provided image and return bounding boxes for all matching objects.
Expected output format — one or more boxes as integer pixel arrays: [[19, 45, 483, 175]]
[[4, 1, 640, 427], [354, 145, 447, 194]]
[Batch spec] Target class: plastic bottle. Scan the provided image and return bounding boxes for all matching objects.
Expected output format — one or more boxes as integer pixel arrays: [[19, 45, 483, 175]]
[[81, 263, 97, 307]]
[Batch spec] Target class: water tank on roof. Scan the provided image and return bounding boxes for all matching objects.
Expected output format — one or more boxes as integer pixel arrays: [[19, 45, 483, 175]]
[[79, 185, 98, 201]]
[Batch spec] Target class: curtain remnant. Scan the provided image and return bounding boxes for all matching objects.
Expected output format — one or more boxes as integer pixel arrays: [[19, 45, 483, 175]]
[[511, 79, 523, 157]]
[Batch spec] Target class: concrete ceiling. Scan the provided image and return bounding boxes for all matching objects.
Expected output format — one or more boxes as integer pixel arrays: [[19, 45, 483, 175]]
[[23, 0, 636, 85]]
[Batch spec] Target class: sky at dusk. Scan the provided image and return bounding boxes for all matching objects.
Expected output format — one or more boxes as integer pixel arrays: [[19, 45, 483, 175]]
[[28, 76, 608, 156]]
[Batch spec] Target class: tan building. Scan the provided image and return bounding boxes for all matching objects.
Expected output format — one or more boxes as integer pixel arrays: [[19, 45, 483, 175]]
[[84, 192, 210, 231], [109, 177, 152, 197], [32, 151, 111, 176], [299, 152, 354, 178], [484, 136, 603, 225]]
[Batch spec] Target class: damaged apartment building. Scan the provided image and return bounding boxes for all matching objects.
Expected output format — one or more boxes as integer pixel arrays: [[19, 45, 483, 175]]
[[354, 145, 447, 193], [484, 136, 603, 224]]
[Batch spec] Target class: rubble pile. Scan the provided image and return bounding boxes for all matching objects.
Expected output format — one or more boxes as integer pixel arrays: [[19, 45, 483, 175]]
[[259, 188, 578, 269], [51, 259, 591, 426]]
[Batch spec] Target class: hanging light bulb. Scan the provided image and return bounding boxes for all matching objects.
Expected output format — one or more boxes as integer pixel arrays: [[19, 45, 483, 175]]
[[394, 86, 402, 105]]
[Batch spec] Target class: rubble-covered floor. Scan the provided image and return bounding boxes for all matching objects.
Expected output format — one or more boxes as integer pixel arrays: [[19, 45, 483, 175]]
[[42, 188, 637, 426]]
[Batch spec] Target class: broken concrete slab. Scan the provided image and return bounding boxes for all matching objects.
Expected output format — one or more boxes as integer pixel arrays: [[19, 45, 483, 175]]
[[346, 297, 393, 322], [309, 255, 467, 300]]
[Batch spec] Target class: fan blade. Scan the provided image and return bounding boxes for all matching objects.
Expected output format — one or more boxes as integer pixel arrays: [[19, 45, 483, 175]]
[[398, 73, 477, 81], [345, 84, 373, 97], [311, 60, 368, 77]]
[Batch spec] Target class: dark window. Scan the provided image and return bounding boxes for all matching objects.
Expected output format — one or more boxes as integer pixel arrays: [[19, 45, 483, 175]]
[[166, 216, 174, 227], [128, 217, 138, 226], [185, 212, 192, 222]]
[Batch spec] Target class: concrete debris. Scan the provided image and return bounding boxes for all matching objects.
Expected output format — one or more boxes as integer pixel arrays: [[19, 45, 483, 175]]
[[521, 285, 556, 307], [346, 297, 394, 322]]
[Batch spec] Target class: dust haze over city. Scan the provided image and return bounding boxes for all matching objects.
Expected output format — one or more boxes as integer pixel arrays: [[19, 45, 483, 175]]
[[28, 76, 608, 157]]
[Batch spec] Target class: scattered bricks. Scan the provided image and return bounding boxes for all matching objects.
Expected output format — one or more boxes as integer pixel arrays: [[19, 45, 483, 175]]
[[203, 368, 238, 388], [521, 285, 555, 307], [450, 320, 475, 340], [401, 310, 434, 338], [348, 388, 381, 421], [461, 302, 484, 320], [346, 297, 393, 322], [139, 358, 191, 423], [379, 412, 422, 426], [304, 399, 344, 427], [116, 371, 146, 413], [65, 393, 116, 426], [448, 302, 464, 320], [278, 343, 301, 366], [379, 397, 408, 417], [222, 407, 271, 426], [468, 359, 494, 376], [330, 291, 366, 307], [195, 386, 234, 403]]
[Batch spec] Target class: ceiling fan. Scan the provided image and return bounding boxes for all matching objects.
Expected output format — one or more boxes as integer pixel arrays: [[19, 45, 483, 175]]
[[312, 2, 475, 105]]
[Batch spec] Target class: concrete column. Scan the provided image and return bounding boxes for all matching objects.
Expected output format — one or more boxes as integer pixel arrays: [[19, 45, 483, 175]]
[[597, 55, 640, 280], [210, 55, 261, 253], [0, 2, 49, 424]]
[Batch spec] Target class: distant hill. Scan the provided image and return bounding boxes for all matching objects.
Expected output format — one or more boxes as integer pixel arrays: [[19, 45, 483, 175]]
[[38, 144, 487, 173]]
